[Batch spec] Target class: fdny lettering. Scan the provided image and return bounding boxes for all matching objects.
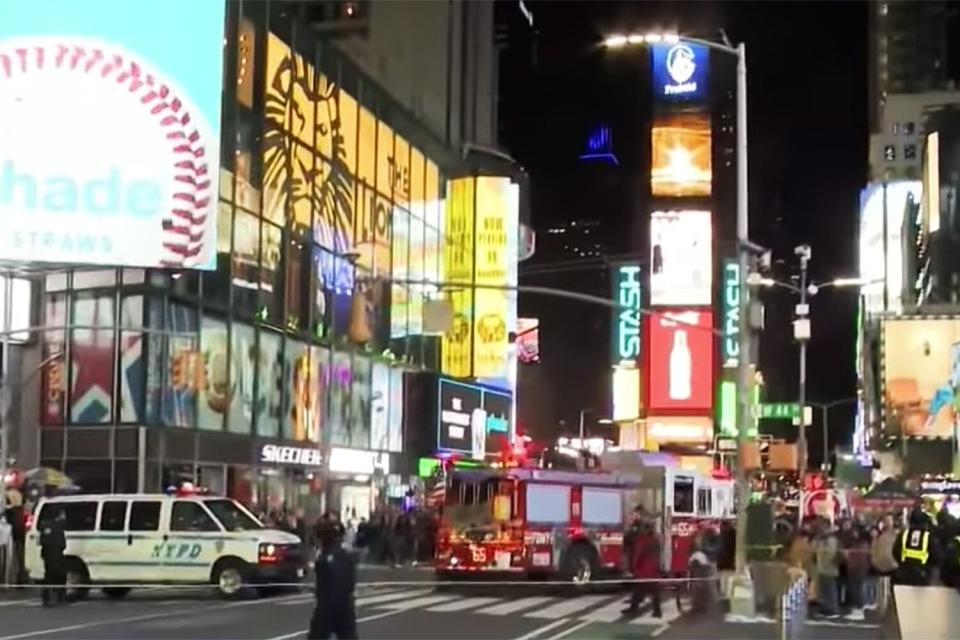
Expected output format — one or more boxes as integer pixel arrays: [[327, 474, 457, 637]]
[[151, 543, 203, 559]]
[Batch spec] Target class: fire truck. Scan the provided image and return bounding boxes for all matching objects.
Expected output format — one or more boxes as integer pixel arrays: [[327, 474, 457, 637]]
[[434, 458, 735, 582]]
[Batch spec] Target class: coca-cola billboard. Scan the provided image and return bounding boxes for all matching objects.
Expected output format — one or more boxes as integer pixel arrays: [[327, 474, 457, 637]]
[[645, 310, 714, 413]]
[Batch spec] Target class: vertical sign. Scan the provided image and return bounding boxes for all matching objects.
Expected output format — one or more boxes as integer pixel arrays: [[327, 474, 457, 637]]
[[473, 177, 512, 380], [650, 41, 710, 102], [611, 263, 642, 364], [441, 178, 475, 377], [722, 259, 740, 369]]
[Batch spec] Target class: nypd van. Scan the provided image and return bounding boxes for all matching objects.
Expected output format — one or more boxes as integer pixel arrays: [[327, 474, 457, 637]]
[[25, 494, 304, 598]]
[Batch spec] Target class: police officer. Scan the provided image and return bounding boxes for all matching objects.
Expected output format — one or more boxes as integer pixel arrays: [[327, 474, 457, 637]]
[[308, 513, 357, 639], [894, 507, 940, 586], [39, 508, 67, 606]]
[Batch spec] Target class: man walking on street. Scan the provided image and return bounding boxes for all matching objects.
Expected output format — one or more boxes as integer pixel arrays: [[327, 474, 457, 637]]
[[621, 519, 662, 618], [309, 513, 357, 639], [39, 508, 67, 607], [813, 519, 841, 619]]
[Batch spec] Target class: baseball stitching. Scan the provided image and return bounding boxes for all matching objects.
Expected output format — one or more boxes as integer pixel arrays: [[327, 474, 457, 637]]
[[0, 41, 213, 268]]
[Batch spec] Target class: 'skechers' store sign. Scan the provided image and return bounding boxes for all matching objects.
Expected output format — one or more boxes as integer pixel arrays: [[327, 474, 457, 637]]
[[259, 444, 322, 467]]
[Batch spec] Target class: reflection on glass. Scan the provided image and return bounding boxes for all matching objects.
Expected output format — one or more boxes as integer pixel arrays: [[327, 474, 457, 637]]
[[198, 316, 228, 431], [70, 293, 115, 424], [204, 499, 263, 531]]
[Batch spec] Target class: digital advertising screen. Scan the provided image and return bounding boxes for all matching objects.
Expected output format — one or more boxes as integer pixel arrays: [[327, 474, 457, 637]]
[[517, 317, 541, 364], [0, 0, 224, 269], [650, 112, 712, 197], [882, 317, 960, 439], [650, 210, 712, 306], [860, 181, 920, 315], [646, 310, 714, 412], [437, 379, 482, 454], [650, 42, 709, 102]]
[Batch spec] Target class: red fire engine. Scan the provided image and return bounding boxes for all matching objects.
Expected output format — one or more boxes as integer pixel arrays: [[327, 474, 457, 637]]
[[434, 459, 734, 582]]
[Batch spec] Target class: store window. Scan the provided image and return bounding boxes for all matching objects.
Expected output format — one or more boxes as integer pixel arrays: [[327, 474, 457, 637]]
[[145, 299, 199, 428], [70, 292, 115, 424], [171, 501, 221, 532], [119, 296, 146, 423], [41, 293, 67, 426]]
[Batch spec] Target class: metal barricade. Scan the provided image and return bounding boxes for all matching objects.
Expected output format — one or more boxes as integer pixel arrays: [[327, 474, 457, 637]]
[[779, 576, 808, 640]]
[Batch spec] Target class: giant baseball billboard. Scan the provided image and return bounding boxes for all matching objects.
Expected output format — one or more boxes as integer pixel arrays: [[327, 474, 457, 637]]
[[0, 0, 224, 269]]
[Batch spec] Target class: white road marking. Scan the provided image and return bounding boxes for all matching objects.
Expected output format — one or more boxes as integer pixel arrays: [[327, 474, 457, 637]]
[[544, 619, 592, 640], [579, 594, 630, 622], [512, 618, 570, 640], [629, 596, 682, 625], [426, 596, 500, 612], [378, 594, 457, 610], [525, 594, 610, 619], [264, 607, 420, 640], [482, 596, 554, 616], [356, 588, 433, 607]]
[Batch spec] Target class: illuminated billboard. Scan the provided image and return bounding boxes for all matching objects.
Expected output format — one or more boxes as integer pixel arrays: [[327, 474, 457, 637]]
[[650, 211, 712, 306], [437, 379, 513, 458], [0, 0, 224, 269], [646, 310, 714, 412], [441, 178, 475, 377], [612, 366, 640, 422], [517, 317, 540, 364], [650, 112, 711, 197], [882, 317, 960, 439], [721, 259, 740, 368], [646, 416, 713, 444], [650, 42, 709, 102], [474, 177, 516, 380], [611, 262, 642, 364], [859, 181, 920, 315]]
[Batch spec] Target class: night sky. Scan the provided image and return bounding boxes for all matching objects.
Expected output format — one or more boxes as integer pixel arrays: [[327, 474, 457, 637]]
[[499, 1, 868, 463]]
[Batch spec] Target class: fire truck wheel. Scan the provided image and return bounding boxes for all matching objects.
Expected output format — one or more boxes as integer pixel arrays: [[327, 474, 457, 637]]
[[562, 543, 597, 585]]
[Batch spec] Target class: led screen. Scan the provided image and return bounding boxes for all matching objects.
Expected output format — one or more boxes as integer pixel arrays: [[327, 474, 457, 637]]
[[650, 112, 711, 197], [646, 310, 714, 412], [650, 210, 712, 306]]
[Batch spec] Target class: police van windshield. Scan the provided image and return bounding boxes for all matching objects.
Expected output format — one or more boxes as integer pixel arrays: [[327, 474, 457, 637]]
[[204, 499, 263, 531]]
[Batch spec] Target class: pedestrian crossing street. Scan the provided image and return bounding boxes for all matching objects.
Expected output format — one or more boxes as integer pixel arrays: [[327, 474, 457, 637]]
[[312, 586, 686, 625]]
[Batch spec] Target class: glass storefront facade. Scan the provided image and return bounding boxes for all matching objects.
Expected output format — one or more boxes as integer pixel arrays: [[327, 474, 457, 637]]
[[33, 2, 465, 510]]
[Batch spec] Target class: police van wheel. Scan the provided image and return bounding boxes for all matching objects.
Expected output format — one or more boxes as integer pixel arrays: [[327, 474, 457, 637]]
[[103, 587, 131, 599], [213, 560, 247, 598], [64, 559, 90, 601]]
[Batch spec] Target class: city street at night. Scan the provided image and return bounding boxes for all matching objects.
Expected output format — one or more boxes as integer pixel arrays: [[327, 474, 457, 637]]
[[0, 570, 885, 640]]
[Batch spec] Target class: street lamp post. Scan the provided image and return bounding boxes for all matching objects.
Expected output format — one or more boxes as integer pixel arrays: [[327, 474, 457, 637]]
[[809, 398, 859, 470], [604, 31, 755, 614], [795, 246, 812, 477]]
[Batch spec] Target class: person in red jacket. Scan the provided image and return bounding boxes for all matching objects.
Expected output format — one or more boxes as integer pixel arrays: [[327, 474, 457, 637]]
[[622, 519, 663, 618]]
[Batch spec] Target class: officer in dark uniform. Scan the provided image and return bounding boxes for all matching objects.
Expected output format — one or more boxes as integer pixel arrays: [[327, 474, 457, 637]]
[[308, 513, 357, 639], [39, 507, 67, 606], [894, 507, 940, 586]]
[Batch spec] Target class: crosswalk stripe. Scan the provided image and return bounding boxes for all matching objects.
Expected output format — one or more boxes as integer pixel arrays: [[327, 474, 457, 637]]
[[378, 594, 457, 611], [525, 594, 611, 619], [580, 595, 632, 622], [426, 596, 500, 612], [355, 589, 433, 607], [480, 596, 554, 616]]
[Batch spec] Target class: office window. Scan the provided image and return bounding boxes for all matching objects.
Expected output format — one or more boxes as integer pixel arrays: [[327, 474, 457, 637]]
[[904, 122, 915, 135], [905, 144, 917, 160], [891, 123, 899, 134], [884, 144, 896, 161]]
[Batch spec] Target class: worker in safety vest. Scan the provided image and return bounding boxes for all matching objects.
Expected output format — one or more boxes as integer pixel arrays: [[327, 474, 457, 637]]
[[893, 507, 940, 586]]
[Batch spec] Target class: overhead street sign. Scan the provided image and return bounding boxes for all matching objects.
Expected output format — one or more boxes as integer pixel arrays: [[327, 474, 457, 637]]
[[758, 402, 801, 420]]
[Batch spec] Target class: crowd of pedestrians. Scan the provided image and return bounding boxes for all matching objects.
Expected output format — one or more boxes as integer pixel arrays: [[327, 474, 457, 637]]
[[785, 504, 960, 620]]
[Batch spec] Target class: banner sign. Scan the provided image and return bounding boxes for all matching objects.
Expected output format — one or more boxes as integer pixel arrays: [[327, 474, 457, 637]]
[[722, 259, 741, 368]]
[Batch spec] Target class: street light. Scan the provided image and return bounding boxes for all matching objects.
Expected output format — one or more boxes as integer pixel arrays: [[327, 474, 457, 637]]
[[751, 265, 872, 478], [603, 30, 755, 614]]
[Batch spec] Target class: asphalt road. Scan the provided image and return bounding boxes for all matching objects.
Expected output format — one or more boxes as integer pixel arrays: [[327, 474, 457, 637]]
[[0, 568, 883, 640]]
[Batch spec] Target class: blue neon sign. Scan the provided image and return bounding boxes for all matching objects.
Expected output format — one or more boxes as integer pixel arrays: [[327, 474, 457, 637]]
[[651, 42, 709, 102]]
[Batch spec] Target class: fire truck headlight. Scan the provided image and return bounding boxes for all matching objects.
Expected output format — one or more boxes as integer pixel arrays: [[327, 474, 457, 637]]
[[450, 556, 459, 566]]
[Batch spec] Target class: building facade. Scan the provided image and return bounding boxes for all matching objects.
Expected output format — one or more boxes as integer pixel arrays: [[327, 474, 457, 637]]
[[5, 0, 521, 520]]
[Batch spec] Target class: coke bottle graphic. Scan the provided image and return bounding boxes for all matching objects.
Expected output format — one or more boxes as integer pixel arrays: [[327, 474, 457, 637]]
[[669, 329, 692, 400]]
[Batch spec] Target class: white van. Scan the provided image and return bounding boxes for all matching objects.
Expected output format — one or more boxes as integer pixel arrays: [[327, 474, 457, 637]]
[[25, 494, 304, 598]]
